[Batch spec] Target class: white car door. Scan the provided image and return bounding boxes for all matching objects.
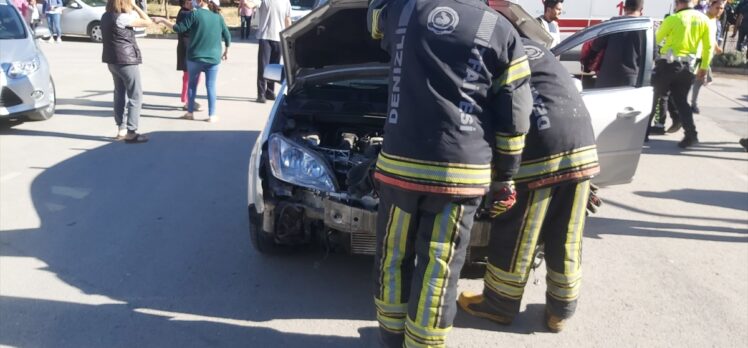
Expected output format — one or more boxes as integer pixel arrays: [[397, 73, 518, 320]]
[[61, 0, 87, 35], [551, 17, 655, 186]]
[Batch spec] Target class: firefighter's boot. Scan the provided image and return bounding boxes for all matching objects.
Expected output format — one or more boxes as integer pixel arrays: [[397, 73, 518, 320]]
[[457, 292, 512, 325], [545, 307, 568, 333]]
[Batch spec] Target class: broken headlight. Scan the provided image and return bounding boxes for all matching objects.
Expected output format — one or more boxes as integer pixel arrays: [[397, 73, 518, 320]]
[[269, 134, 337, 192]]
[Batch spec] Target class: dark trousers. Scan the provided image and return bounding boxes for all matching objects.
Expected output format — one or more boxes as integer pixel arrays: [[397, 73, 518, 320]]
[[107, 64, 142, 132], [480, 180, 591, 321], [649, 60, 697, 137], [257, 39, 281, 99], [652, 92, 680, 125], [374, 185, 480, 348], [737, 26, 748, 51], [240, 15, 252, 39]]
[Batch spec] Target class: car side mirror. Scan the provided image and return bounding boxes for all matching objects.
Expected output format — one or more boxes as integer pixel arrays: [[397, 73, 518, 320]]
[[263, 64, 284, 83]]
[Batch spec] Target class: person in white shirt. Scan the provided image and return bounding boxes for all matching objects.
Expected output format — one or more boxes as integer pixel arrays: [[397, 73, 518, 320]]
[[537, 0, 563, 48], [245, 0, 291, 103]]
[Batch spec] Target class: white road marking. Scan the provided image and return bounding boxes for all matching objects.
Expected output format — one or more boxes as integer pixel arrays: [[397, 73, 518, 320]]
[[44, 203, 66, 212], [51, 186, 91, 199], [133, 308, 369, 337], [0, 172, 21, 182]]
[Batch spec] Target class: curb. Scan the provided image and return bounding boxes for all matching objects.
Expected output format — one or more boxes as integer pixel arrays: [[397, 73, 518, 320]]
[[711, 66, 748, 75]]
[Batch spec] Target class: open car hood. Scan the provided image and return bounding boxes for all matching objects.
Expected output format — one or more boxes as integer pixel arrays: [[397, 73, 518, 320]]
[[281, 0, 389, 89], [279, 0, 560, 89]]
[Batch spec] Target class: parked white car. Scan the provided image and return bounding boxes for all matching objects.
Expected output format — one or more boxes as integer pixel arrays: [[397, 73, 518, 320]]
[[38, 0, 145, 42], [247, 0, 654, 260], [1, 0, 55, 123], [290, 0, 327, 22]]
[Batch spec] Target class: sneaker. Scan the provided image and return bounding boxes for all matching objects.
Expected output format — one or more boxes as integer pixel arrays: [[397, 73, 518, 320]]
[[206, 116, 219, 123], [55, 37, 61, 43], [180, 112, 194, 120], [666, 121, 682, 134], [115, 128, 127, 140], [457, 292, 513, 325], [256, 97, 266, 104], [678, 135, 699, 149], [691, 105, 700, 114], [545, 307, 567, 333], [265, 92, 276, 101], [649, 124, 666, 135]]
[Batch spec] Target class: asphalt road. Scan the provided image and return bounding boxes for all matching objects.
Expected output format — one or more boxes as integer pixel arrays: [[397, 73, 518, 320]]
[[1, 38, 747, 348]]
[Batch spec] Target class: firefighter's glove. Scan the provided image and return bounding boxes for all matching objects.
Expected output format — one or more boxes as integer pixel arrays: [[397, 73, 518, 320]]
[[586, 183, 602, 216], [484, 181, 517, 218]]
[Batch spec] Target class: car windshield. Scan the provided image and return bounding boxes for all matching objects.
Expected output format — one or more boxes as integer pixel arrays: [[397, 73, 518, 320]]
[[79, 0, 106, 7], [0, 4, 26, 40], [291, 0, 316, 10]]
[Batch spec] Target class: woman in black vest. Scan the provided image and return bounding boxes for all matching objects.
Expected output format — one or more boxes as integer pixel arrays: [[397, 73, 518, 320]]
[[101, 0, 153, 143]]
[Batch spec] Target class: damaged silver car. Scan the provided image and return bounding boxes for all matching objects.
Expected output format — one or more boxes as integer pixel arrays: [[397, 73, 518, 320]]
[[247, 0, 655, 261]]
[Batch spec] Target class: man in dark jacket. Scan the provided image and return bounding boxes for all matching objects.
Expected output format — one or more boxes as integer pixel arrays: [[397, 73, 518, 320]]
[[367, 0, 533, 346], [458, 37, 600, 333], [592, 0, 645, 88]]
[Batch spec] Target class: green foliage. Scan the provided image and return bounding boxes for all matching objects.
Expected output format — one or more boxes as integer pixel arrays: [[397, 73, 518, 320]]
[[712, 52, 748, 68]]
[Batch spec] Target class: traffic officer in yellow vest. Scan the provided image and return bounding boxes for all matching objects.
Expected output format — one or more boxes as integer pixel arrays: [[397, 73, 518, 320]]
[[367, 0, 533, 346], [648, 0, 715, 148], [457, 33, 600, 333]]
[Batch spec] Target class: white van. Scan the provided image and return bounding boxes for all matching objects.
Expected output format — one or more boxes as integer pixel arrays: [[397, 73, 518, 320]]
[[493, 0, 673, 33]]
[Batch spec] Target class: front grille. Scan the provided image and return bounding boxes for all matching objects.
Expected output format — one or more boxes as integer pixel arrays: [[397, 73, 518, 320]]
[[0, 88, 23, 108], [351, 230, 377, 255]]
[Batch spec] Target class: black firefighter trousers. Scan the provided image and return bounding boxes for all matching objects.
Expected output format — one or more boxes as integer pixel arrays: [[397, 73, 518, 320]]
[[480, 180, 591, 321], [374, 185, 480, 348]]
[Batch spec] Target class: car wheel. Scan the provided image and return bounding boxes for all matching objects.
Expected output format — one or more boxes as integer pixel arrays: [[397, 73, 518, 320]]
[[88, 22, 103, 43], [249, 205, 279, 253], [25, 77, 56, 121]]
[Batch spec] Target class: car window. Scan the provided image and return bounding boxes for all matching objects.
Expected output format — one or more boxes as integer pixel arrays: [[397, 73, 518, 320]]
[[557, 29, 648, 91], [80, 0, 106, 7], [0, 4, 26, 40], [291, 0, 316, 10]]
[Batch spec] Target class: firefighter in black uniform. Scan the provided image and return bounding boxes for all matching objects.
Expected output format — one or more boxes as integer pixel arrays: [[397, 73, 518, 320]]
[[458, 36, 600, 333], [367, 0, 533, 346]]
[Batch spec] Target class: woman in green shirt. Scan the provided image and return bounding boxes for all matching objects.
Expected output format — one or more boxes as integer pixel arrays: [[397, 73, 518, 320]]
[[156, 0, 230, 123]]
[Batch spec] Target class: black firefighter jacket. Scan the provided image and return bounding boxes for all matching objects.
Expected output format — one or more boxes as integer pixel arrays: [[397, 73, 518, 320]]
[[515, 38, 600, 189], [367, 0, 533, 197]]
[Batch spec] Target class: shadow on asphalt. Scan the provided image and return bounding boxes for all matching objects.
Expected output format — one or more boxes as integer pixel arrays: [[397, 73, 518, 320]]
[[635, 189, 748, 212], [0, 130, 378, 347], [0, 127, 114, 142], [453, 303, 548, 334], [643, 138, 748, 161], [586, 217, 747, 243]]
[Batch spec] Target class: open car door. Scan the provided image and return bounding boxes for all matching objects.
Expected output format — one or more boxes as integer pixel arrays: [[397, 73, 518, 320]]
[[551, 17, 654, 186]]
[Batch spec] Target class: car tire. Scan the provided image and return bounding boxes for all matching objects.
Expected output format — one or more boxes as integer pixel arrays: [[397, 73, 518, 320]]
[[88, 21, 103, 43], [25, 77, 56, 122], [248, 205, 279, 253]]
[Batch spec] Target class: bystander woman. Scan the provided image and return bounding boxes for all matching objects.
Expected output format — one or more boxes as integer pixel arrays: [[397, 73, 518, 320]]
[[102, 0, 153, 143]]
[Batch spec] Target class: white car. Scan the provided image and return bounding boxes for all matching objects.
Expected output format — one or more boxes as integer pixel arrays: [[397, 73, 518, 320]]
[[1, 0, 55, 123], [39, 0, 145, 42], [289, 0, 327, 22], [247, 0, 654, 259]]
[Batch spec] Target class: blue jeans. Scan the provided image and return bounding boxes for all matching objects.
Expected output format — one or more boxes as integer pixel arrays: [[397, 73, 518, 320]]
[[46, 13, 61, 38], [186, 59, 219, 116]]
